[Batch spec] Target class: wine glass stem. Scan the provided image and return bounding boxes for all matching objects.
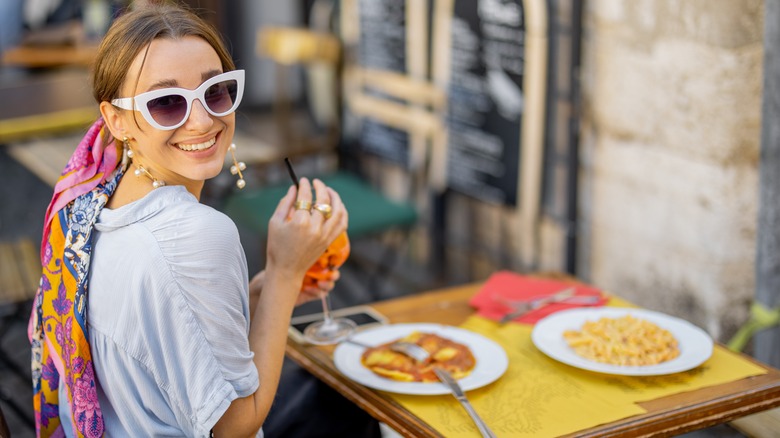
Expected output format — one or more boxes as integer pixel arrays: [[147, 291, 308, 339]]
[[320, 292, 333, 324]]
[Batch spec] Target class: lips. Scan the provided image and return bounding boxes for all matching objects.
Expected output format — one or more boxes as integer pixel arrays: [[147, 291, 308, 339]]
[[176, 137, 216, 151]]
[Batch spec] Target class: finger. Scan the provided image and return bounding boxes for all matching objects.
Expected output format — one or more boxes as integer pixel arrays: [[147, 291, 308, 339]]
[[312, 179, 332, 204], [311, 179, 332, 224], [324, 269, 341, 282], [271, 185, 297, 222], [315, 281, 336, 292], [326, 187, 348, 232], [298, 288, 321, 304], [292, 177, 313, 218], [316, 270, 339, 289]]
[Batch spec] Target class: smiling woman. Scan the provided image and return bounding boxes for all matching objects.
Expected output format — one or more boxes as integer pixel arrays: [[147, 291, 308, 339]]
[[26, 3, 364, 438], [100, 35, 238, 199]]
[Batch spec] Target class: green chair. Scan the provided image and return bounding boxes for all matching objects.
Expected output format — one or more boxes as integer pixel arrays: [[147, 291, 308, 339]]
[[222, 170, 418, 297], [223, 170, 417, 240]]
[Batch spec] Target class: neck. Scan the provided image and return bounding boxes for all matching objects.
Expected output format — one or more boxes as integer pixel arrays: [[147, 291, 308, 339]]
[[107, 167, 203, 209]]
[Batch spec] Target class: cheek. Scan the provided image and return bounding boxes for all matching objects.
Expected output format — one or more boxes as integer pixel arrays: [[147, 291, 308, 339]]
[[221, 114, 236, 132], [134, 133, 176, 158]]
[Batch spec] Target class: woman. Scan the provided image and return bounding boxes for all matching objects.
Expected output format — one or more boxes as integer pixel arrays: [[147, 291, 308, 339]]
[[29, 3, 352, 437]]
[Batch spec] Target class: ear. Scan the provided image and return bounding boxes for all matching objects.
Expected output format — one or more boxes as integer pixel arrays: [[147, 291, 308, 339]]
[[99, 101, 128, 140]]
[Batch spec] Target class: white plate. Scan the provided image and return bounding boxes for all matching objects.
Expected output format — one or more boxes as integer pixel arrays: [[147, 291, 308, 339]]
[[333, 323, 509, 395], [532, 307, 713, 376]]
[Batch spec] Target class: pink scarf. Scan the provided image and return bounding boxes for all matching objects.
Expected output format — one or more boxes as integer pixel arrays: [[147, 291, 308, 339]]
[[40, 119, 119, 259]]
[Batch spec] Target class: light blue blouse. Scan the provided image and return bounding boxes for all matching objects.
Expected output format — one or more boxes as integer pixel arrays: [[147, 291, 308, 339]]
[[58, 185, 260, 437]]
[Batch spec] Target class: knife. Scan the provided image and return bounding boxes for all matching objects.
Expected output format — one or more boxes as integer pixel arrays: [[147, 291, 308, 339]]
[[432, 367, 498, 438], [499, 287, 576, 324]]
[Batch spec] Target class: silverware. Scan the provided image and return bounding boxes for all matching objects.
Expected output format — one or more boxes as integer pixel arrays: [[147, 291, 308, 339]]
[[390, 342, 498, 438], [498, 286, 577, 324]]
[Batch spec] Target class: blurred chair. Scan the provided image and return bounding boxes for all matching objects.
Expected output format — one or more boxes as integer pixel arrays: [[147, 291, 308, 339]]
[[0, 238, 39, 346], [0, 238, 39, 428], [222, 25, 420, 298]]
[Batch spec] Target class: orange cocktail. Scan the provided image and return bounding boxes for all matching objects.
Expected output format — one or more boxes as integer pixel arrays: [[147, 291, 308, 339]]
[[302, 231, 350, 289]]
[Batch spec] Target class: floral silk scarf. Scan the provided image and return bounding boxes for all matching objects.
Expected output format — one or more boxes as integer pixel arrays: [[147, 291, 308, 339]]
[[29, 118, 123, 438]]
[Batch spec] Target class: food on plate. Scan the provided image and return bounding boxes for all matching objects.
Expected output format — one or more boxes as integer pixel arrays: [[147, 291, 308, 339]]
[[562, 314, 680, 366], [360, 331, 476, 382]]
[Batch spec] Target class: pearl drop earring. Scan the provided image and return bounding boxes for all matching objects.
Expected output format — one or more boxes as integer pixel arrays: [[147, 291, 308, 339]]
[[124, 138, 165, 189], [134, 165, 166, 189], [121, 137, 131, 169], [229, 143, 247, 189]]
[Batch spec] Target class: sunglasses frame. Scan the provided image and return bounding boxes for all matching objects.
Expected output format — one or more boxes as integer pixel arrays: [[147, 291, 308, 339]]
[[111, 69, 245, 130]]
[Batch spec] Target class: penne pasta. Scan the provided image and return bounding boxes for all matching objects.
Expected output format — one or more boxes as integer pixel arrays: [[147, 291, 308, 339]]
[[563, 315, 680, 366]]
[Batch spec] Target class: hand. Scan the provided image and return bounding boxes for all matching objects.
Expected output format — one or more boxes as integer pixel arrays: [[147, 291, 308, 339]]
[[248, 269, 339, 308], [265, 178, 349, 288], [297, 269, 341, 306]]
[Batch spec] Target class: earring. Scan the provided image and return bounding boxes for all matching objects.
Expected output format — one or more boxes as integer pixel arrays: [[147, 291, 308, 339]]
[[124, 139, 165, 189], [229, 143, 247, 189], [121, 137, 132, 169], [134, 164, 166, 189]]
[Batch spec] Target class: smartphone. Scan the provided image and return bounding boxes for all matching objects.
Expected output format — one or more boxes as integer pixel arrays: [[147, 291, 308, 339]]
[[288, 305, 388, 343]]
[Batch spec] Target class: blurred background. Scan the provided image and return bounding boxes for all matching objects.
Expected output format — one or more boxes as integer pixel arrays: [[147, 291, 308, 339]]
[[0, 0, 777, 436]]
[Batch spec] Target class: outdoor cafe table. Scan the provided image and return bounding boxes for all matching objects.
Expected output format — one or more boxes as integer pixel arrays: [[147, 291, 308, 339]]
[[284, 280, 780, 437]]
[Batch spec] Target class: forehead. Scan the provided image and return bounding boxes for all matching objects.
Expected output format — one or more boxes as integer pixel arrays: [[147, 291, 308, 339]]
[[125, 36, 223, 92]]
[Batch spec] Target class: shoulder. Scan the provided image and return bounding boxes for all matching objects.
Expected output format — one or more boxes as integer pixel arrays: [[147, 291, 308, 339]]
[[154, 187, 237, 233], [138, 187, 242, 255], [96, 185, 247, 282]]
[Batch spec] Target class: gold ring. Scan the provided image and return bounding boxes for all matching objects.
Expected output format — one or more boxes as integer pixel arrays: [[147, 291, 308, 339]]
[[312, 203, 333, 219], [294, 200, 312, 211]]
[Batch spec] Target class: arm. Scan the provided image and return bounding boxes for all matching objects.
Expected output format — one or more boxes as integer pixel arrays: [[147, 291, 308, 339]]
[[248, 269, 339, 321], [212, 178, 348, 437]]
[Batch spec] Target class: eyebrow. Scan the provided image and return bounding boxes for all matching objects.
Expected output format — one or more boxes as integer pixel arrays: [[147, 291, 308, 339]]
[[146, 69, 225, 91]]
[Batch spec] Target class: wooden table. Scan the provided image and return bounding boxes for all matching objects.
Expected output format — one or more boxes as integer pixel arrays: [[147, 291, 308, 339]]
[[284, 282, 780, 437]]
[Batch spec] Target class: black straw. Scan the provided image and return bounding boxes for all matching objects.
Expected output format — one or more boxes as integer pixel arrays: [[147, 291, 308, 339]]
[[284, 157, 299, 188]]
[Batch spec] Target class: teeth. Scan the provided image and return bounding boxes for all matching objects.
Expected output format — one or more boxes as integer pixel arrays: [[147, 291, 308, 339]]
[[177, 138, 216, 151]]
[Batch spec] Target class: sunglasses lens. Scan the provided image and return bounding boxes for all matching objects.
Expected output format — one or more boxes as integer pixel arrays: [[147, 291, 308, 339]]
[[146, 94, 188, 127], [204, 79, 238, 114]]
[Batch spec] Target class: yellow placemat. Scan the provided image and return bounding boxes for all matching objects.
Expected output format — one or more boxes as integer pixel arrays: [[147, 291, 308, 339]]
[[385, 311, 768, 437]]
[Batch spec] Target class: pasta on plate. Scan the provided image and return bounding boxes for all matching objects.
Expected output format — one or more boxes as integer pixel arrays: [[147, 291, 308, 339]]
[[563, 314, 680, 366]]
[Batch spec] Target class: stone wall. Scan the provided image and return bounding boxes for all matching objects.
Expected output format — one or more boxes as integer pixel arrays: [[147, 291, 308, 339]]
[[578, 0, 765, 340]]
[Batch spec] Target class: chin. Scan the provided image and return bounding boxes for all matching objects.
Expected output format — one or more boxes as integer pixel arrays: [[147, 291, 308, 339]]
[[184, 162, 225, 183]]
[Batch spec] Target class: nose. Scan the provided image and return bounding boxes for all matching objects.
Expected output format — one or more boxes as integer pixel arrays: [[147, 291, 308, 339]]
[[183, 99, 214, 130]]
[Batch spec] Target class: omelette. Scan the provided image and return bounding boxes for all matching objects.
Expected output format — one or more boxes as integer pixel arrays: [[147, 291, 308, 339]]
[[360, 331, 476, 382]]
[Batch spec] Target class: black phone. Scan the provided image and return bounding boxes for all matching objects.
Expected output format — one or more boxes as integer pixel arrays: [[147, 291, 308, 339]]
[[288, 305, 388, 343]]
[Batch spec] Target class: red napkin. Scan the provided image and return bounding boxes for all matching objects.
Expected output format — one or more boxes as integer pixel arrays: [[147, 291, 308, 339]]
[[469, 271, 608, 324]]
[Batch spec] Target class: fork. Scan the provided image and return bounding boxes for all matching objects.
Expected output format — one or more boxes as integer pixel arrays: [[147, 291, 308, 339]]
[[498, 287, 586, 324], [390, 342, 498, 438]]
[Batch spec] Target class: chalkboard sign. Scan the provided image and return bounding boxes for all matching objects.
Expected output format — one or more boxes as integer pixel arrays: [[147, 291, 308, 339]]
[[356, 0, 410, 166], [446, 0, 525, 206]]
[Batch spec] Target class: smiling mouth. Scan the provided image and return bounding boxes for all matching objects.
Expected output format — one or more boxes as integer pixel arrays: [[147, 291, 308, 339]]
[[177, 137, 216, 151]]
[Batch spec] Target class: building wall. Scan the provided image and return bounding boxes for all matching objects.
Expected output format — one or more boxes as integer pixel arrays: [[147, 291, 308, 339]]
[[354, 0, 765, 344], [577, 0, 765, 341]]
